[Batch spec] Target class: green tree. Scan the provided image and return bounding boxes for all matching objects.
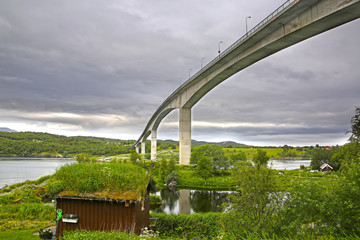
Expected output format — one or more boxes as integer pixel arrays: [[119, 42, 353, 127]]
[[196, 156, 213, 184], [335, 161, 360, 235], [159, 158, 168, 182], [190, 144, 229, 171], [310, 148, 335, 170], [76, 153, 91, 163], [252, 149, 270, 169], [348, 106, 360, 143], [223, 161, 281, 238], [129, 150, 141, 164], [229, 151, 246, 163]]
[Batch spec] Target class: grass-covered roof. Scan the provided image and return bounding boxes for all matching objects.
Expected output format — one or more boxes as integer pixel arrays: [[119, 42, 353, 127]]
[[46, 162, 148, 201]]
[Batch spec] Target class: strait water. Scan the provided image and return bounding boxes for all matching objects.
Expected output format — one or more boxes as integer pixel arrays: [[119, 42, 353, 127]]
[[0, 157, 76, 188], [268, 159, 311, 170]]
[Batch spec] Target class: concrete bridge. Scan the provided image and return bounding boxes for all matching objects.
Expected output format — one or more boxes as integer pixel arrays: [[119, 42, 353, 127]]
[[133, 0, 360, 164]]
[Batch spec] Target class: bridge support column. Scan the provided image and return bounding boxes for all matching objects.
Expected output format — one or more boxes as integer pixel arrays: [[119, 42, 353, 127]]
[[135, 145, 140, 153], [179, 108, 191, 165], [141, 140, 146, 154], [151, 130, 157, 161]]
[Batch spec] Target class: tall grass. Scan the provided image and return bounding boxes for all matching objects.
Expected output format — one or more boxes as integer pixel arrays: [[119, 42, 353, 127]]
[[46, 162, 148, 197]]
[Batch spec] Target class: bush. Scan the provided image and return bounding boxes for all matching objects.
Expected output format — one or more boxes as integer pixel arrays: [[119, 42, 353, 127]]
[[152, 212, 223, 239], [164, 171, 179, 185]]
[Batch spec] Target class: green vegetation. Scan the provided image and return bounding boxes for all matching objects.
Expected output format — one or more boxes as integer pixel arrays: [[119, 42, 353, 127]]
[[0, 177, 55, 233], [0, 131, 133, 157], [195, 156, 213, 184], [61, 230, 141, 240], [0, 229, 43, 240], [152, 212, 222, 239], [46, 162, 148, 200], [191, 144, 230, 171]]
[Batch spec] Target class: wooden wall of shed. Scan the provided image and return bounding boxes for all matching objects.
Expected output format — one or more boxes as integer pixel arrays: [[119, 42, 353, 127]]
[[55, 197, 149, 238]]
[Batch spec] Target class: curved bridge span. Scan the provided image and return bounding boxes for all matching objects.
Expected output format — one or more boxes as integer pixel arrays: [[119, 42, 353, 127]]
[[134, 0, 360, 164]]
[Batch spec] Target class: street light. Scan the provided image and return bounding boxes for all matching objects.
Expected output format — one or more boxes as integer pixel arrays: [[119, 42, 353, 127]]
[[189, 68, 192, 79], [246, 16, 251, 35], [201, 58, 205, 69], [218, 41, 223, 56]]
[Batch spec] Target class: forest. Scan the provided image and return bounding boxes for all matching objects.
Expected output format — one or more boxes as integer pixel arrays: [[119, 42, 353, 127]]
[[0, 132, 134, 157]]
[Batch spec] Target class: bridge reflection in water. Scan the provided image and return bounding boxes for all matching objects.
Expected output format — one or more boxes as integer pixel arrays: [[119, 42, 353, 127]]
[[154, 189, 234, 214]]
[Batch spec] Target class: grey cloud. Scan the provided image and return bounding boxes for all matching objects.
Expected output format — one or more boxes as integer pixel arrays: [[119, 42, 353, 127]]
[[0, 0, 359, 145]]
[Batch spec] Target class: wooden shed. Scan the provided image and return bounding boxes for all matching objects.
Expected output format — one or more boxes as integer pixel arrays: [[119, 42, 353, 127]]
[[46, 162, 155, 238], [55, 187, 151, 238]]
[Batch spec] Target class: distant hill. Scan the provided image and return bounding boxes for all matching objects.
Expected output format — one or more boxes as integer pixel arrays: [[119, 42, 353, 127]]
[[0, 131, 134, 157], [0, 127, 17, 133], [159, 139, 249, 148], [192, 140, 249, 148]]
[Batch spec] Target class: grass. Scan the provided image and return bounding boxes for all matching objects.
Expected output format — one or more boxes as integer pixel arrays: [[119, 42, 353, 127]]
[[177, 169, 236, 190], [46, 162, 149, 200], [223, 147, 310, 159], [0, 228, 45, 240]]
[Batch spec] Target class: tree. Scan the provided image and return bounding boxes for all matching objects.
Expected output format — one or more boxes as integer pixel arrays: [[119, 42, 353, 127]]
[[190, 144, 229, 171], [130, 150, 141, 164], [159, 158, 168, 182], [310, 148, 335, 170], [229, 151, 247, 163], [348, 106, 360, 143], [252, 149, 270, 169], [196, 156, 213, 184], [335, 161, 360, 235], [76, 153, 91, 163], [223, 161, 281, 238]]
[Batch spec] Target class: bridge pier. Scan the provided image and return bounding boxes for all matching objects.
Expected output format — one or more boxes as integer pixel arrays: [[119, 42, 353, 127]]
[[179, 108, 191, 165], [135, 145, 140, 153], [141, 140, 146, 154], [151, 130, 157, 161]]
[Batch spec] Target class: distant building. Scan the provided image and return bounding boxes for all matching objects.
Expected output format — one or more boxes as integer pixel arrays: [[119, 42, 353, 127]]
[[320, 163, 333, 172]]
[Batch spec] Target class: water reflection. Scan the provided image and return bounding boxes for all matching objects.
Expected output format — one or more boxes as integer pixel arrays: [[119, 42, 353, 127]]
[[155, 189, 232, 214]]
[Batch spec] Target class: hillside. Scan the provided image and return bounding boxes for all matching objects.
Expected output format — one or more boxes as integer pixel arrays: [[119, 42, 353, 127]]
[[0, 128, 17, 133], [0, 132, 134, 157], [159, 139, 249, 148]]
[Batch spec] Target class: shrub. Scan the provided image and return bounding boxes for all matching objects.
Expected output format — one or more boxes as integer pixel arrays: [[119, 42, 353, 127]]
[[164, 171, 179, 185], [152, 212, 223, 239]]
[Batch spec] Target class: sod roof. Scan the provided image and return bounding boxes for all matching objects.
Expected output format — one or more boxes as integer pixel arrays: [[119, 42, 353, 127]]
[[46, 162, 149, 201]]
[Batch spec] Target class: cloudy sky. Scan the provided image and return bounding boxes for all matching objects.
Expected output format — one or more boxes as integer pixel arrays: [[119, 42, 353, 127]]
[[0, 0, 359, 146]]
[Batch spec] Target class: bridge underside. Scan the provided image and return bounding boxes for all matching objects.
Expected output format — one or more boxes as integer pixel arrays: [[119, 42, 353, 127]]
[[134, 0, 360, 164]]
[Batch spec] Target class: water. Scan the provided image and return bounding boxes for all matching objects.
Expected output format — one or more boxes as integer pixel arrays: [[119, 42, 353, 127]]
[[154, 159, 311, 214], [0, 157, 76, 188], [154, 189, 233, 214], [268, 159, 311, 170]]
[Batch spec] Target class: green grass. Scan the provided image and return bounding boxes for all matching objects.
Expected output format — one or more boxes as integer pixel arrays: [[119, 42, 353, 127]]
[[0, 228, 44, 240], [46, 162, 148, 199], [223, 148, 283, 159], [177, 169, 235, 190]]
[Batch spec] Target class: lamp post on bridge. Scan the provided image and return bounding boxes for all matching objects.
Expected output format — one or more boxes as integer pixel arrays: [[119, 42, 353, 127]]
[[246, 16, 251, 36], [189, 68, 192, 79], [218, 41, 223, 56], [201, 57, 205, 69]]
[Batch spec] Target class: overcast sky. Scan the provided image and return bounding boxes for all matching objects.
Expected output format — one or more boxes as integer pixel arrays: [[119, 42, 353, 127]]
[[0, 0, 359, 146]]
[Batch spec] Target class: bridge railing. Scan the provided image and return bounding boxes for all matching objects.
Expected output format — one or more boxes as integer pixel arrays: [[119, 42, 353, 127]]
[[137, 0, 297, 144], [175, 0, 296, 94]]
